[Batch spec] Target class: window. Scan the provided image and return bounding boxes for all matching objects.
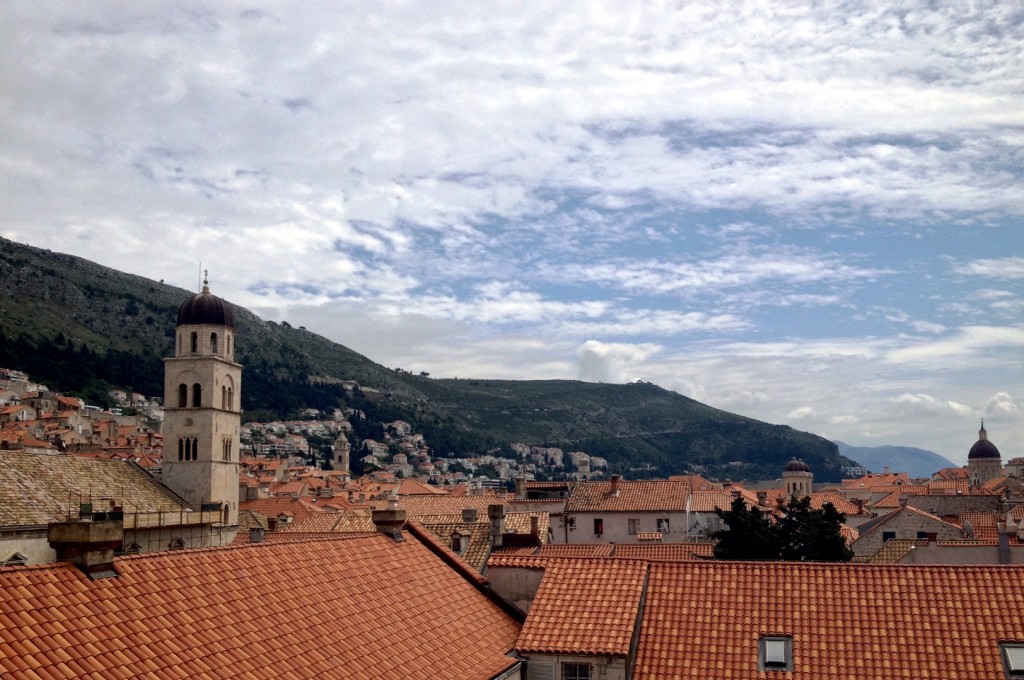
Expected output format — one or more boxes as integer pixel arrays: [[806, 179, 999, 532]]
[[882, 531, 896, 543], [562, 663, 591, 680], [226, 335, 231, 355], [210, 332, 218, 353], [178, 384, 188, 408], [759, 636, 792, 672], [221, 386, 228, 409], [1001, 643, 1024, 678], [567, 517, 576, 531], [178, 438, 184, 461], [657, 518, 670, 534], [192, 383, 202, 408], [628, 518, 639, 535], [917, 531, 928, 539], [593, 518, 603, 535], [190, 331, 198, 353]]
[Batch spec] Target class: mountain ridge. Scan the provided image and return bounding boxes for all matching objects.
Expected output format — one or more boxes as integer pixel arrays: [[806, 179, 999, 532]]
[[0, 236, 856, 481]]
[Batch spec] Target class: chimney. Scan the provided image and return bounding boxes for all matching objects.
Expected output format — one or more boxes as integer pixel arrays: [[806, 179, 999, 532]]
[[998, 523, 1011, 564], [852, 499, 864, 515], [756, 490, 768, 506], [372, 507, 407, 541], [249, 527, 265, 543], [267, 517, 278, 532], [514, 476, 527, 499], [530, 515, 540, 537], [610, 474, 621, 497], [462, 507, 478, 523], [488, 504, 506, 548], [48, 517, 123, 579]]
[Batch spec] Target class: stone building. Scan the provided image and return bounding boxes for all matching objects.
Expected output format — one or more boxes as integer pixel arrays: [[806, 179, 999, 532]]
[[968, 420, 1003, 488], [161, 277, 241, 526]]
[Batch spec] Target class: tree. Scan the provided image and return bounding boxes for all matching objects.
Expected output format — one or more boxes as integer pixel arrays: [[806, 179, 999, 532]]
[[711, 496, 779, 560], [711, 495, 853, 562]]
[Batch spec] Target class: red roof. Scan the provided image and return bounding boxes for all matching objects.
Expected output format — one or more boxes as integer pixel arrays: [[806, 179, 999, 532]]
[[566, 480, 690, 512], [0, 535, 521, 679]]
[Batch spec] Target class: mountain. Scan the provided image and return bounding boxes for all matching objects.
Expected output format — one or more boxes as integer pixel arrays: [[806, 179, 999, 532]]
[[835, 441, 956, 479], [0, 236, 856, 481]]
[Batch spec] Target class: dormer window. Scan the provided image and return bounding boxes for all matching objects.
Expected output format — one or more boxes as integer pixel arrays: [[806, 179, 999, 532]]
[[759, 635, 793, 672], [2, 552, 27, 566], [1001, 643, 1024, 678]]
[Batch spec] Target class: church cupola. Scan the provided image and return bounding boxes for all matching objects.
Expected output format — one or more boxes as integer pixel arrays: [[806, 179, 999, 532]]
[[968, 419, 1002, 487]]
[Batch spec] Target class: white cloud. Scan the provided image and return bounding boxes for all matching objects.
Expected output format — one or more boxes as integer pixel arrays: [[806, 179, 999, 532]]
[[576, 340, 662, 383], [788, 407, 815, 420]]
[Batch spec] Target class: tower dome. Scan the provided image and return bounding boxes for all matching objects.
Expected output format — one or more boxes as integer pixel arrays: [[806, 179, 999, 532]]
[[968, 420, 1001, 460], [784, 458, 811, 473], [176, 277, 234, 328]]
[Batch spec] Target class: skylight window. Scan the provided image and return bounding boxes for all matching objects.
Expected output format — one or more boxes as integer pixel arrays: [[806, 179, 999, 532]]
[[759, 636, 792, 672], [1001, 643, 1024, 678]]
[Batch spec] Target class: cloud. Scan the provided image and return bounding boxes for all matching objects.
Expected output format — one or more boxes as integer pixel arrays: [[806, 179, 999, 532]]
[[955, 257, 1024, 279], [576, 340, 662, 383], [788, 406, 815, 420]]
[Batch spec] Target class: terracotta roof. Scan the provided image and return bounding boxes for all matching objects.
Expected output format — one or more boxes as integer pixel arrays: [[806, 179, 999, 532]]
[[613, 543, 715, 561], [516, 558, 647, 656], [809, 492, 860, 516], [566, 480, 690, 512], [536, 544, 615, 557], [397, 493, 513, 517], [396, 478, 446, 495], [685, 489, 741, 512], [0, 534, 521, 679], [238, 497, 322, 524], [0, 450, 187, 526], [633, 560, 1024, 679]]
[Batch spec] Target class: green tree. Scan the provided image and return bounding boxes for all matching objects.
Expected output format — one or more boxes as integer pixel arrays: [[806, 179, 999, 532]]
[[711, 495, 853, 562], [711, 496, 779, 560]]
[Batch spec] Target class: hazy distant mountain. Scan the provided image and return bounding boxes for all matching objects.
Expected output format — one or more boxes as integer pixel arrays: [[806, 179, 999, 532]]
[[0, 236, 857, 481], [835, 441, 956, 479]]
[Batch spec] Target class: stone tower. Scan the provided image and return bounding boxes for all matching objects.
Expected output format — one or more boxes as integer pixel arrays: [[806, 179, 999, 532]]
[[783, 459, 813, 498], [333, 432, 351, 476], [162, 276, 240, 525], [968, 420, 1002, 487]]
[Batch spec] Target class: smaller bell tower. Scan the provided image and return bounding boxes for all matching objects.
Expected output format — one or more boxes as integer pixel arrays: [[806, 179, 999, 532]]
[[162, 274, 240, 525]]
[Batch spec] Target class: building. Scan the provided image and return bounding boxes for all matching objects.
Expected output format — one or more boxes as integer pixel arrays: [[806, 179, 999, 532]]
[[161, 277, 241, 526], [783, 458, 813, 497], [0, 521, 524, 679], [969, 420, 1003, 488], [492, 555, 1024, 679]]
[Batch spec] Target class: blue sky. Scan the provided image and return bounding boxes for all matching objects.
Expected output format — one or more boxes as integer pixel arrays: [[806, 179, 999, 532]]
[[3, 2, 1023, 464]]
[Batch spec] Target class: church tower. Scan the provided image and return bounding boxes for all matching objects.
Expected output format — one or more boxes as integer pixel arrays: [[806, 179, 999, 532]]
[[968, 420, 1002, 487], [783, 459, 813, 498], [162, 275, 240, 525]]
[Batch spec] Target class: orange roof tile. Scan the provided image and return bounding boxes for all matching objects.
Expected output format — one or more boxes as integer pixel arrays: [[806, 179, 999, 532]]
[[566, 480, 690, 512], [633, 560, 1024, 679], [0, 535, 521, 679], [516, 558, 647, 656]]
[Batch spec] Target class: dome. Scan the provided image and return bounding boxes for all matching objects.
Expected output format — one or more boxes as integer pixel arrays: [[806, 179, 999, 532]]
[[968, 421, 1000, 460], [784, 458, 811, 473], [176, 283, 234, 328]]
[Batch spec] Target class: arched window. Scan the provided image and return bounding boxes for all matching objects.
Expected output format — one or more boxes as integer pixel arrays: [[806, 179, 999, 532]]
[[223, 437, 232, 461], [228, 387, 234, 410], [192, 383, 202, 408], [189, 437, 198, 461], [178, 384, 188, 408], [221, 386, 228, 410], [226, 335, 231, 355], [190, 331, 198, 353], [210, 332, 218, 354], [178, 438, 184, 461]]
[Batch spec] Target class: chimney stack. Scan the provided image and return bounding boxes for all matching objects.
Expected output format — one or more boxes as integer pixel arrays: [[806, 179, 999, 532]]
[[756, 490, 768, 506], [488, 504, 506, 548], [462, 507, 479, 523], [48, 517, 123, 579], [610, 474, 621, 496], [515, 476, 527, 499], [530, 515, 540, 537], [852, 499, 864, 515], [249, 527, 265, 543], [372, 507, 407, 541]]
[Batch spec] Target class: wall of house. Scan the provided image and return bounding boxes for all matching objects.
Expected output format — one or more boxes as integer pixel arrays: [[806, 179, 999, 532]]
[[899, 543, 1024, 565], [852, 512, 963, 557], [563, 511, 709, 544], [904, 494, 1001, 515], [486, 566, 546, 615], [520, 653, 627, 680], [0, 531, 52, 565]]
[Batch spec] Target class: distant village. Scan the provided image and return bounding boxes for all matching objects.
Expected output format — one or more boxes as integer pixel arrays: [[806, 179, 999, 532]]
[[4, 285, 1024, 679]]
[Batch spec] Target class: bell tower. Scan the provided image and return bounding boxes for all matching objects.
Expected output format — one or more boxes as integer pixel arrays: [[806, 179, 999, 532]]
[[162, 274, 240, 525]]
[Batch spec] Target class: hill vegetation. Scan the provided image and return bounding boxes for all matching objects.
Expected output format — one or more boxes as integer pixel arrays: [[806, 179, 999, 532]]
[[0, 236, 856, 481]]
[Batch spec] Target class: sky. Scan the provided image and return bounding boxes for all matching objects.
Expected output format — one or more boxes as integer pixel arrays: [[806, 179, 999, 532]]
[[3, 2, 1023, 465]]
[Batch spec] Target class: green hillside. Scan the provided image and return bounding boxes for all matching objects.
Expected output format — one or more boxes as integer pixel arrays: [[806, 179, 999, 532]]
[[0, 236, 854, 481]]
